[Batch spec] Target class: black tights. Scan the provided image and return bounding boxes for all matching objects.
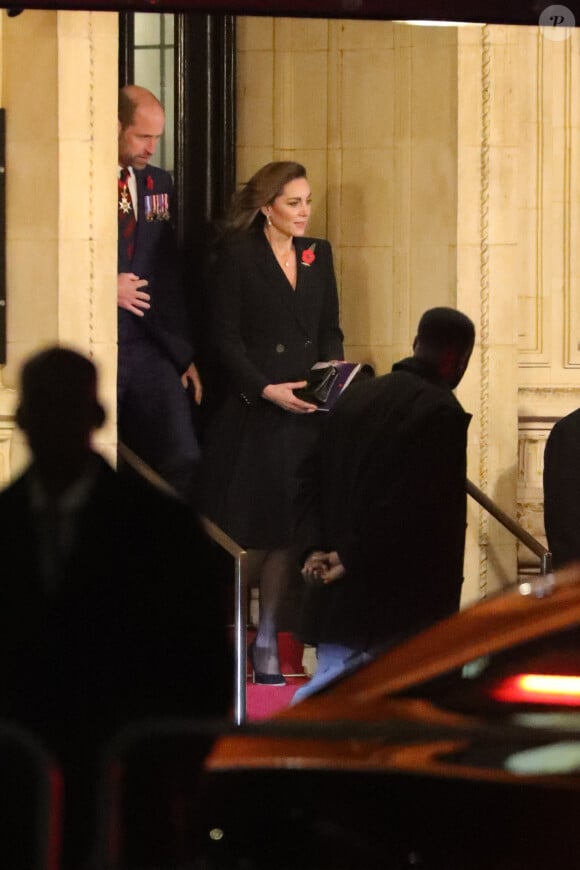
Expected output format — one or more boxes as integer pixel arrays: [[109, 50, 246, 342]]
[[251, 548, 292, 675]]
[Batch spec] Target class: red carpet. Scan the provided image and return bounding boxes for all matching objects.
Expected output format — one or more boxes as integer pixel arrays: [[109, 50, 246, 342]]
[[245, 631, 311, 720], [246, 677, 307, 719]]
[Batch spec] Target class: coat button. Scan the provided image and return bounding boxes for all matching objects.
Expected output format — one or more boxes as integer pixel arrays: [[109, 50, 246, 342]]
[[276, 343, 285, 353]]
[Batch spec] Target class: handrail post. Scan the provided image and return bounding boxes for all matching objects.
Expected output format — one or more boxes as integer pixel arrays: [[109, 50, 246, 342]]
[[541, 550, 553, 576], [467, 478, 551, 575], [234, 552, 248, 725]]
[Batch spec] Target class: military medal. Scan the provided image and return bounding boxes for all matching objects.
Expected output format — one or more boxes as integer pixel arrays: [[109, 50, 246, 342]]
[[144, 193, 170, 222], [119, 179, 133, 215]]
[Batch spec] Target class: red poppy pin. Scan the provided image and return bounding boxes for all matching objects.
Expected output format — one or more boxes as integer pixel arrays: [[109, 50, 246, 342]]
[[146, 175, 154, 191], [301, 243, 316, 266]]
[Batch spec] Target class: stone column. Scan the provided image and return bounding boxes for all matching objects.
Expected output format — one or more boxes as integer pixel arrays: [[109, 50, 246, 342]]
[[456, 25, 520, 603], [0, 9, 118, 481]]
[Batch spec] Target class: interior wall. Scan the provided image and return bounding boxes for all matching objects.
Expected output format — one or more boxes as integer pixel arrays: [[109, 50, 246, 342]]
[[0, 9, 118, 478]]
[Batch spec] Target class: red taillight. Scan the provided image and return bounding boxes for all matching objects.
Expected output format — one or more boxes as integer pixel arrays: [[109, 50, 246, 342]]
[[490, 674, 580, 706]]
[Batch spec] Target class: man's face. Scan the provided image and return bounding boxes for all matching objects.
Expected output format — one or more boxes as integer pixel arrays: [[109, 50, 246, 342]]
[[118, 101, 165, 169], [449, 343, 474, 389]]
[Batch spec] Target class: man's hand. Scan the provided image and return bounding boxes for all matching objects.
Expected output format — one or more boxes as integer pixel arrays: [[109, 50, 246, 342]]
[[302, 550, 345, 585], [118, 272, 151, 316], [262, 381, 318, 414], [181, 362, 203, 405]]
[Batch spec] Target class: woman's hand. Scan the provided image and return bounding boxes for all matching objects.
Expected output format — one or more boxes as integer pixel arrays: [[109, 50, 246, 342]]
[[262, 381, 318, 414]]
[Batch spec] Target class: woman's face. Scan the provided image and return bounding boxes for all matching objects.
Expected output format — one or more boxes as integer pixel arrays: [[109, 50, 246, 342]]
[[263, 176, 312, 237]]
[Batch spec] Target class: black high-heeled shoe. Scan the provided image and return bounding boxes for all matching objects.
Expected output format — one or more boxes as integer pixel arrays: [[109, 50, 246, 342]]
[[248, 642, 286, 686]]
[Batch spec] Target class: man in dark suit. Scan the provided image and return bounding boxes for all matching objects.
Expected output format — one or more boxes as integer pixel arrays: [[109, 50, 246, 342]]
[[543, 409, 580, 568], [118, 84, 202, 503], [0, 347, 232, 867], [293, 307, 475, 702]]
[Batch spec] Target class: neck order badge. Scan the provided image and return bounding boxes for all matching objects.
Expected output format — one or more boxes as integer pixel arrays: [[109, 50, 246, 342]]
[[119, 168, 136, 260]]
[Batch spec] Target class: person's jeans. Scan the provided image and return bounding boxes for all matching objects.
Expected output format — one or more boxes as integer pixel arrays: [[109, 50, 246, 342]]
[[291, 643, 374, 703]]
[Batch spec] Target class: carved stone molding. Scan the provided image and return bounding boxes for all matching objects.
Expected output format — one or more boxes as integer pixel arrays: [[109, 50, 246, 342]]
[[517, 418, 550, 563], [87, 12, 97, 357], [477, 23, 491, 599]]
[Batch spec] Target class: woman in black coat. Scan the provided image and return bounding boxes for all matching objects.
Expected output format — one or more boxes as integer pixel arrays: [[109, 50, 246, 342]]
[[202, 161, 344, 684]]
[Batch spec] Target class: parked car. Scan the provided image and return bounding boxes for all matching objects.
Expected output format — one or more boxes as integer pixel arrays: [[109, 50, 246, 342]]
[[198, 564, 580, 870]]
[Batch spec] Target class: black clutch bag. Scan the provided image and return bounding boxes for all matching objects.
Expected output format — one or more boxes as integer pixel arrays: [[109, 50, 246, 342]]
[[295, 361, 372, 410], [294, 364, 338, 405]]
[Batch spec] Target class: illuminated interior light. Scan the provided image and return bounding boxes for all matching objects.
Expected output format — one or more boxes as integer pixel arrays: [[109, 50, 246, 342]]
[[490, 674, 580, 706], [393, 20, 483, 27]]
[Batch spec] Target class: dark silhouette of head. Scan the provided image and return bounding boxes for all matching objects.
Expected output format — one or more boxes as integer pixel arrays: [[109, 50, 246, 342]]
[[413, 307, 475, 389], [16, 347, 105, 493]]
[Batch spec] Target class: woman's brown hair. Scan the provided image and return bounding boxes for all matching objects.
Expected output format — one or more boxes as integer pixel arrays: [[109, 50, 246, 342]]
[[224, 161, 307, 232]]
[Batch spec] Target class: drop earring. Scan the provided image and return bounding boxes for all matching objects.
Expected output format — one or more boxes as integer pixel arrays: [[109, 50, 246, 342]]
[[267, 214, 272, 227]]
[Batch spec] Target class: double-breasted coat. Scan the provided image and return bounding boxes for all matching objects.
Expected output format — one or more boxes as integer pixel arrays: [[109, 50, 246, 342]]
[[202, 227, 344, 549]]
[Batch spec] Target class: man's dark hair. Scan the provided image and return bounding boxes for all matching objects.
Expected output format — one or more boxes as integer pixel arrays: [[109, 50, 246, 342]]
[[21, 347, 98, 405], [118, 86, 164, 131], [417, 307, 475, 354], [118, 88, 136, 130]]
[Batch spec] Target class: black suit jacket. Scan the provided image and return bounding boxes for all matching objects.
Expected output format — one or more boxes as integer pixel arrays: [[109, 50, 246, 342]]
[[0, 454, 232, 739], [118, 164, 193, 374], [0, 453, 232, 865], [295, 357, 472, 647]]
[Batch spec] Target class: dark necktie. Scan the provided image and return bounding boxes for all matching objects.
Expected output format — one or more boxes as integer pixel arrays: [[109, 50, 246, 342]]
[[118, 167, 136, 260]]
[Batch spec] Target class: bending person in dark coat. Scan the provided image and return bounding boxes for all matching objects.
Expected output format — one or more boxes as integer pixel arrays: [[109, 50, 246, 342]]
[[293, 307, 475, 702], [202, 161, 344, 684], [0, 347, 232, 868]]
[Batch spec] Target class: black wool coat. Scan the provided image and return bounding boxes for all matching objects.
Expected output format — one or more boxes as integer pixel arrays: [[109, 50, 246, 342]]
[[295, 356, 472, 648], [201, 227, 344, 549]]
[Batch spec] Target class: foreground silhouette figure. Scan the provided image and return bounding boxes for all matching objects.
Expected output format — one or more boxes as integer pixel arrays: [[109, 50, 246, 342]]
[[0, 347, 232, 868]]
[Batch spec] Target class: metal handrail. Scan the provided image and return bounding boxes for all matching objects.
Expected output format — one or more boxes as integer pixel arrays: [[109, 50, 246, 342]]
[[117, 442, 249, 724], [467, 478, 552, 575], [199, 516, 248, 726]]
